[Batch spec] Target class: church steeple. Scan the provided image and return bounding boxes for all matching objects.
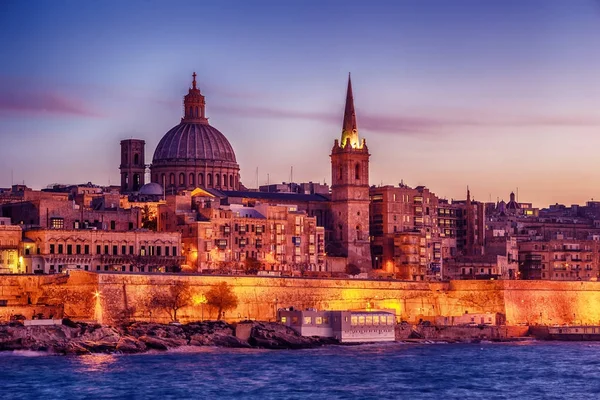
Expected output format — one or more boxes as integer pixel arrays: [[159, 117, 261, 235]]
[[341, 73, 361, 149], [182, 72, 208, 124]]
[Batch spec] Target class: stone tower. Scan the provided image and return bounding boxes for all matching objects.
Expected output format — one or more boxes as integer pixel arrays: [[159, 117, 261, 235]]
[[330, 74, 372, 272], [120, 139, 146, 192]]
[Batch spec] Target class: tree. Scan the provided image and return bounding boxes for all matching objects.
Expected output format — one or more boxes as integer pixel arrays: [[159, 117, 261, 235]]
[[205, 281, 238, 320], [243, 257, 261, 275], [346, 263, 361, 276], [149, 281, 192, 322], [141, 205, 157, 231]]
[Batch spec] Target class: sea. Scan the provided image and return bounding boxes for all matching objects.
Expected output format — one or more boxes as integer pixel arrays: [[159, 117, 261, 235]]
[[1, 342, 600, 400]]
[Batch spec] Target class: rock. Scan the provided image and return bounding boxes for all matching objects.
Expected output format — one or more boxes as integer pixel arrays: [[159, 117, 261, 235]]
[[79, 340, 118, 353], [211, 334, 251, 348], [64, 342, 91, 355], [138, 335, 169, 350], [116, 336, 146, 354]]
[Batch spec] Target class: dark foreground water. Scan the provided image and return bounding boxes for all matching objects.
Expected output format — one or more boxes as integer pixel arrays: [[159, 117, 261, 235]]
[[1, 342, 600, 399]]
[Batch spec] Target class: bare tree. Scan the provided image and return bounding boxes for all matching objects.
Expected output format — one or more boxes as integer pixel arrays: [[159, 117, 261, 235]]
[[206, 281, 238, 320], [243, 257, 261, 275], [149, 281, 192, 322]]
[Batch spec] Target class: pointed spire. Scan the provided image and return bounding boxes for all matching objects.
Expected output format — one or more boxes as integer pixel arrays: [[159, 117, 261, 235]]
[[192, 72, 197, 89], [341, 73, 360, 148]]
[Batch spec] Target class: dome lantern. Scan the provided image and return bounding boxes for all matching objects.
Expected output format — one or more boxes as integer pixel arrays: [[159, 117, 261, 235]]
[[182, 72, 208, 124]]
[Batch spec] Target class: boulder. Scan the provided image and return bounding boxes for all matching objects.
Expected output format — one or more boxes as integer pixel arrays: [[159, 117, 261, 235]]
[[116, 336, 146, 354]]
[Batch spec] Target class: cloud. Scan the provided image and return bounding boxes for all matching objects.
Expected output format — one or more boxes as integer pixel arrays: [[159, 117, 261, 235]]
[[0, 89, 102, 118], [210, 103, 600, 135]]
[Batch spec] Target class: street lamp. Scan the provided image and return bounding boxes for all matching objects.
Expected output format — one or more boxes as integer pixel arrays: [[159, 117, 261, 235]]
[[193, 294, 208, 321]]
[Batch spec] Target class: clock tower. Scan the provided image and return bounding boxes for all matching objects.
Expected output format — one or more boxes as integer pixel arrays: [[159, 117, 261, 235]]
[[330, 74, 372, 272]]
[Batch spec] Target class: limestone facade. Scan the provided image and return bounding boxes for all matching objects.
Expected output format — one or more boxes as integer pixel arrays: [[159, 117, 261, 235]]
[[0, 218, 22, 273], [22, 229, 183, 274]]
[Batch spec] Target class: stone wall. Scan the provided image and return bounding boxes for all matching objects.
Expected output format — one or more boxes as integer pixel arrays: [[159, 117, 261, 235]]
[[2, 272, 600, 327]]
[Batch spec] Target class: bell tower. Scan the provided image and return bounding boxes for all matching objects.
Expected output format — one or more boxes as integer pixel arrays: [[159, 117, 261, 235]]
[[330, 74, 372, 272], [120, 139, 146, 193]]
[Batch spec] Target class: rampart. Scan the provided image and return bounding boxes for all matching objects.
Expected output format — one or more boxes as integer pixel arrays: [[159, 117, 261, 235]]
[[1, 272, 600, 326]]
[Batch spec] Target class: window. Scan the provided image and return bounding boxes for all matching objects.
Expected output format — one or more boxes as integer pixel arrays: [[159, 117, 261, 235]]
[[104, 245, 109, 254], [165, 246, 170, 256], [230, 175, 234, 188], [179, 173, 185, 186], [129, 245, 134, 255], [134, 153, 139, 165], [76, 245, 81, 254], [207, 174, 213, 187], [50, 218, 64, 229], [58, 244, 63, 254], [110, 220, 116, 230], [96, 245, 101, 254], [172, 246, 177, 256], [113, 245, 118, 255], [303, 316, 312, 325], [67, 244, 72, 255], [338, 166, 342, 180], [189, 173, 195, 186], [50, 244, 55, 254], [280, 316, 287, 323], [316, 317, 323, 325], [170, 173, 175, 186], [122, 245, 126, 255], [215, 174, 220, 187], [355, 163, 360, 179]]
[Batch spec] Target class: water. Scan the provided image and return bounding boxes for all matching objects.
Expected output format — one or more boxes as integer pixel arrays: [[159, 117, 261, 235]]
[[1, 342, 600, 399]]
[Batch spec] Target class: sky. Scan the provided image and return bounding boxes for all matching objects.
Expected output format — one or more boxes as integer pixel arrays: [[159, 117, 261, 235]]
[[1, 0, 600, 208]]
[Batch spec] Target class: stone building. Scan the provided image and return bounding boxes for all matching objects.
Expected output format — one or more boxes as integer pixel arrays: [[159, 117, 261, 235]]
[[369, 184, 445, 279], [329, 75, 371, 272], [120, 139, 146, 193], [518, 239, 600, 281], [0, 218, 22, 274], [157, 190, 325, 274], [150, 73, 241, 192], [22, 229, 183, 274]]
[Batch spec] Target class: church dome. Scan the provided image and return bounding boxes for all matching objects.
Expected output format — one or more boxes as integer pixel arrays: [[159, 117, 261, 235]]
[[139, 182, 163, 196], [152, 123, 237, 164], [150, 73, 240, 191]]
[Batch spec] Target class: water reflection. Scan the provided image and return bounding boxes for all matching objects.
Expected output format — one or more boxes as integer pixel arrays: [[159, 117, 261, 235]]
[[74, 354, 118, 373]]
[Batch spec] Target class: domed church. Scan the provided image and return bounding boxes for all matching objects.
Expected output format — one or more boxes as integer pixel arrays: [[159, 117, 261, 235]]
[[149, 73, 240, 192]]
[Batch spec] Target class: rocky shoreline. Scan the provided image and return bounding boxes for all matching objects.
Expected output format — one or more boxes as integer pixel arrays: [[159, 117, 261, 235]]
[[0, 320, 337, 355]]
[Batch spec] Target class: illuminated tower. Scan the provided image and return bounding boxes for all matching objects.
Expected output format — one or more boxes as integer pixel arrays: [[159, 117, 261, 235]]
[[120, 139, 146, 192], [330, 74, 372, 272]]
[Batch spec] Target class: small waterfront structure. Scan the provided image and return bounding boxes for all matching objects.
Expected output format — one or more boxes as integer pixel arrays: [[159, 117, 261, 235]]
[[277, 308, 396, 343], [547, 326, 600, 341], [435, 312, 506, 327]]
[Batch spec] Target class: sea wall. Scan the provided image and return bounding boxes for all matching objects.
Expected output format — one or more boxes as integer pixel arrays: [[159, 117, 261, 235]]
[[1, 272, 600, 326]]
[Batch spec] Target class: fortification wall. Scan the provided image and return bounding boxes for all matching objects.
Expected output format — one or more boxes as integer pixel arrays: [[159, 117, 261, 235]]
[[1, 272, 600, 326]]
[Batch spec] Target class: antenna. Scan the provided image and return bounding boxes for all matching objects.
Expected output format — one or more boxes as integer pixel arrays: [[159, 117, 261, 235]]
[[256, 167, 259, 189], [517, 187, 519, 203], [267, 173, 270, 186], [290, 166, 293, 183]]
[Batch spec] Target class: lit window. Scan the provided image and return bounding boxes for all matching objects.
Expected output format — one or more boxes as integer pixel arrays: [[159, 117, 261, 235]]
[[351, 316, 357, 325], [373, 316, 380, 325], [316, 317, 323, 325], [50, 218, 64, 229], [280, 316, 287, 323], [303, 316, 312, 325], [358, 316, 365, 325]]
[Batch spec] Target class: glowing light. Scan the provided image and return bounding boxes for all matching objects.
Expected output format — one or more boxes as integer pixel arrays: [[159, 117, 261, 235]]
[[192, 294, 207, 305], [93, 290, 101, 298]]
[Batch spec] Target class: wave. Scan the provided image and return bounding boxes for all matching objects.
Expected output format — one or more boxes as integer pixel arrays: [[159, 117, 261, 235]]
[[0, 350, 51, 357]]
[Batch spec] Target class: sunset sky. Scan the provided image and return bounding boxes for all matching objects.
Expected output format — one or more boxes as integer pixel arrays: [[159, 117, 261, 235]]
[[1, 0, 600, 207]]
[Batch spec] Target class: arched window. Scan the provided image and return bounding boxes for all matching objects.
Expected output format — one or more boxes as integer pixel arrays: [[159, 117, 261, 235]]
[[338, 166, 343, 180], [338, 224, 343, 241], [189, 106, 193, 117], [169, 173, 175, 186], [133, 174, 141, 191], [223, 174, 227, 187], [161, 174, 166, 185], [134, 153, 139, 165], [229, 174, 233, 188], [207, 173, 213, 187], [215, 174, 220, 187], [195, 106, 199, 117], [199, 173, 204, 186], [179, 173, 185, 186], [356, 225, 362, 241], [355, 163, 360, 180], [189, 173, 195, 186]]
